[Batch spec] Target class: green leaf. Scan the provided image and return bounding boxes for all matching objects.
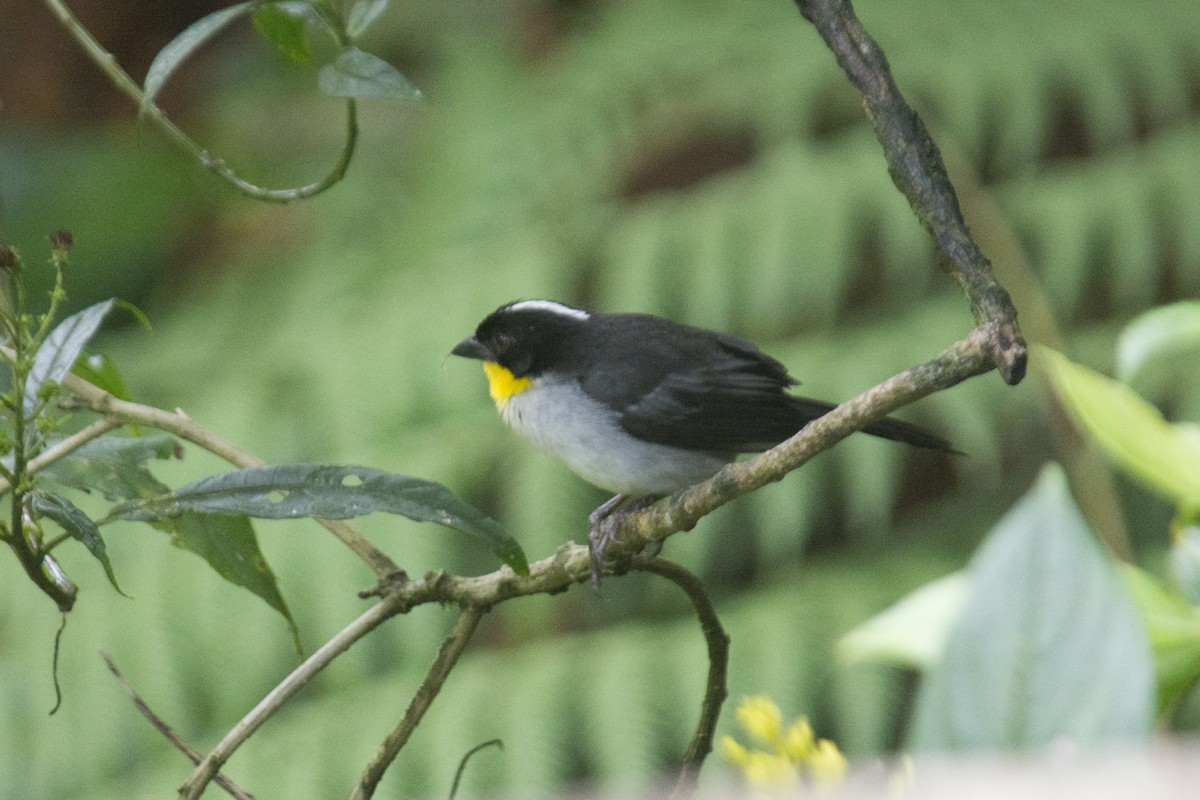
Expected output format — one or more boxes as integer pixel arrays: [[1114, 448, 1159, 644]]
[[317, 46, 423, 101], [166, 512, 300, 653], [911, 465, 1155, 751], [40, 433, 180, 502], [31, 490, 126, 596], [253, 2, 311, 64], [71, 353, 133, 402], [346, 0, 389, 38], [1039, 346, 1200, 508], [26, 298, 116, 414], [141, 2, 257, 116], [1120, 564, 1200, 712], [1116, 301, 1200, 384], [109, 464, 528, 574], [837, 571, 969, 670]]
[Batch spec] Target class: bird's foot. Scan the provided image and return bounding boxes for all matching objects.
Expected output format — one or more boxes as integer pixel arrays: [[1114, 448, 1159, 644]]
[[587, 494, 661, 590]]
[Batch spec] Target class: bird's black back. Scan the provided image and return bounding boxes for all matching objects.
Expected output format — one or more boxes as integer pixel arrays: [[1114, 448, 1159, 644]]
[[570, 313, 952, 454]]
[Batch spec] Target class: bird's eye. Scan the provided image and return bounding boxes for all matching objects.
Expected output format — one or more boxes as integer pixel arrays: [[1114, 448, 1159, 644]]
[[492, 332, 515, 353]]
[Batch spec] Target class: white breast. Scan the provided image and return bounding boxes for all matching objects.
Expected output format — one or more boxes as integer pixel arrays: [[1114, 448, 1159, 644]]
[[500, 376, 730, 496]]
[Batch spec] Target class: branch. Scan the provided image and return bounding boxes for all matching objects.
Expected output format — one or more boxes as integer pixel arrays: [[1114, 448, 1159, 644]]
[[132, 327, 987, 799], [350, 606, 486, 800], [0, 414, 124, 498], [178, 593, 413, 800], [41, 0, 358, 202], [794, 0, 1027, 386], [102, 652, 254, 800], [631, 557, 729, 798]]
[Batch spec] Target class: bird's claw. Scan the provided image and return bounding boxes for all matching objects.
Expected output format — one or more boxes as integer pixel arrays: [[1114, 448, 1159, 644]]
[[586, 494, 661, 591]]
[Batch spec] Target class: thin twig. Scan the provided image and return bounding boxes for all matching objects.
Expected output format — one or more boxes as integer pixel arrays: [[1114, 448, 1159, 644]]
[[178, 594, 411, 800], [49, 612, 68, 715], [350, 605, 486, 800], [448, 739, 503, 800], [630, 557, 729, 798], [40, 0, 358, 202], [0, 414, 124, 498], [102, 651, 254, 800]]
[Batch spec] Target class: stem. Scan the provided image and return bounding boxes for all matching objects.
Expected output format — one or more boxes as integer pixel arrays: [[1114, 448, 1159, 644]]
[[41, 0, 359, 203], [631, 557, 729, 798], [102, 652, 254, 800], [0, 415, 124, 502], [0, 267, 76, 610], [349, 606, 485, 800], [178, 593, 411, 800]]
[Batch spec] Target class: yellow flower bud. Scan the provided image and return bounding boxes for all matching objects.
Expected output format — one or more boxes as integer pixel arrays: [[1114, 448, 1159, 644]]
[[736, 695, 784, 745], [808, 738, 848, 786], [720, 735, 750, 765], [782, 717, 815, 760]]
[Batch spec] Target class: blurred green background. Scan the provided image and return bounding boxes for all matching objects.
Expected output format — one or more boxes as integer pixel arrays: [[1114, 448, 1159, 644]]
[[1, 0, 1198, 797]]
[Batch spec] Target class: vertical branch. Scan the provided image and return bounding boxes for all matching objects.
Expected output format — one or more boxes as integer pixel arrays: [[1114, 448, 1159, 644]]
[[350, 605, 486, 800], [631, 557, 730, 798], [794, 0, 1027, 386]]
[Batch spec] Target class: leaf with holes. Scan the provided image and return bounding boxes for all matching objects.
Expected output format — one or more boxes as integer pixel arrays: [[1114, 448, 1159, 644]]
[[71, 353, 133, 402], [108, 464, 528, 574], [31, 490, 125, 595]]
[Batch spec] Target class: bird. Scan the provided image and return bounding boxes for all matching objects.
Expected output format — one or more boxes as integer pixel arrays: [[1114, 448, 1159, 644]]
[[452, 300, 954, 586]]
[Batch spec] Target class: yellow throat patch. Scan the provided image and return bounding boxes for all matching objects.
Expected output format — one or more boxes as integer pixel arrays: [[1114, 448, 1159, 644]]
[[482, 361, 532, 408]]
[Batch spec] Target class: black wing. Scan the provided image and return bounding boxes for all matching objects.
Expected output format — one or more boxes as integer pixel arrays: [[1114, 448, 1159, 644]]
[[574, 316, 808, 452], [575, 314, 955, 454]]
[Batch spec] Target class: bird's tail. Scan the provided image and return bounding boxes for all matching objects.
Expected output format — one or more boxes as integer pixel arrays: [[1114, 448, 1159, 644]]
[[788, 397, 958, 453]]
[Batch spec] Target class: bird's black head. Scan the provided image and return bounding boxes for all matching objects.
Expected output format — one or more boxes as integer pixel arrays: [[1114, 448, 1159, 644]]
[[452, 300, 591, 378]]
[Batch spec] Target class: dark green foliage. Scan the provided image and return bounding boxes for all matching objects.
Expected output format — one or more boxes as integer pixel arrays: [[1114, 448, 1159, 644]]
[[30, 490, 125, 596], [109, 464, 527, 574], [40, 434, 178, 501]]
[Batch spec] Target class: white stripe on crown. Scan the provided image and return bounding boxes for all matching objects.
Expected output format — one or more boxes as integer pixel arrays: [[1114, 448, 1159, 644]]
[[506, 300, 591, 320]]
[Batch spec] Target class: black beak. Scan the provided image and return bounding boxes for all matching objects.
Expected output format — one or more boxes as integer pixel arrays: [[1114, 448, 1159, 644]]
[[451, 336, 490, 360]]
